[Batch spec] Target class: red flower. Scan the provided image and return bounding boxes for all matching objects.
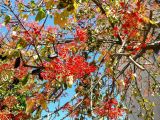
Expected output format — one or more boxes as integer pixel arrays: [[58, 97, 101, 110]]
[[94, 98, 124, 119], [113, 26, 118, 31], [0, 112, 14, 120], [41, 55, 96, 82], [120, 2, 125, 7], [76, 28, 88, 42], [14, 111, 30, 120]]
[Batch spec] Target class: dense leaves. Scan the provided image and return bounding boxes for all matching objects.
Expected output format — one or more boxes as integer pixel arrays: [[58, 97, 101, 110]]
[[0, 0, 160, 119]]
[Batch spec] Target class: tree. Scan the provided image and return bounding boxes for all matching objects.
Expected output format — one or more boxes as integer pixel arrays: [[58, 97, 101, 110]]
[[0, 0, 159, 119]]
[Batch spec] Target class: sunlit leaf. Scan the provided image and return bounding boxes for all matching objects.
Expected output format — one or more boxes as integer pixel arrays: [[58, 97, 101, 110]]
[[4, 0, 10, 5], [54, 10, 70, 28], [40, 100, 47, 110], [45, 0, 56, 9], [149, 20, 157, 26], [26, 99, 35, 113], [35, 8, 46, 21]]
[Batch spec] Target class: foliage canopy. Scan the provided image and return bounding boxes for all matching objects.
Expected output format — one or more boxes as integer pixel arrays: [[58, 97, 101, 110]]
[[0, 0, 160, 119]]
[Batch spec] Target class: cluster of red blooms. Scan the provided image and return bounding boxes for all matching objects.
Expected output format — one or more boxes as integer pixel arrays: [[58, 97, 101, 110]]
[[15, 63, 29, 79], [94, 98, 124, 119], [113, 2, 143, 39], [66, 56, 96, 78], [0, 96, 29, 120], [41, 55, 96, 81], [22, 22, 58, 43], [2, 96, 18, 109], [76, 28, 88, 42], [22, 22, 42, 43], [56, 42, 77, 59], [125, 42, 147, 55], [0, 111, 29, 120], [0, 63, 13, 73], [121, 11, 143, 38]]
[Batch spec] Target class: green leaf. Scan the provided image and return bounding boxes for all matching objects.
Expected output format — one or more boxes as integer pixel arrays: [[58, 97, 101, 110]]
[[35, 8, 46, 21], [4, 15, 11, 25], [30, 0, 36, 8], [22, 74, 29, 85]]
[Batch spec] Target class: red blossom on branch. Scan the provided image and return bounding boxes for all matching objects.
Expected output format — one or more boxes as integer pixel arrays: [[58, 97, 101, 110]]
[[76, 28, 88, 42], [94, 98, 124, 119], [41, 56, 96, 81]]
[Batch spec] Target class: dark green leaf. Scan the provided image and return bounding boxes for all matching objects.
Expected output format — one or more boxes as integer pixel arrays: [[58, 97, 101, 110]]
[[4, 15, 11, 25]]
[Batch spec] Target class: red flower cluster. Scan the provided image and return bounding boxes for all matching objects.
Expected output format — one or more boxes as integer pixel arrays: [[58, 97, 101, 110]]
[[126, 42, 147, 55], [113, 2, 143, 40], [66, 56, 96, 78], [94, 98, 124, 119], [41, 56, 96, 81], [0, 111, 29, 120], [76, 28, 88, 42], [121, 11, 142, 37], [15, 64, 29, 79], [2, 96, 18, 109], [56, 42, 77, 59], [0, 63, 13, 73]]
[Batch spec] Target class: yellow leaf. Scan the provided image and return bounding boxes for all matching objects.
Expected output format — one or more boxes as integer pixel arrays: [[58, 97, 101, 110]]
[[26, 99, 35, 113], [40, 100, 47, 110], [150, 20, 157, 25], [71, 47, 77, 53], [116, 79, 125, 86], [101, 51, 106, 55], [54, 10, 70, 28], [131, 74, 136, 80], [143, 17, 158, 26], [45, 0, 56, 9], [22, 14, 29, 20], [143, 16, 150, 23], [73, 1, 78, 12]]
